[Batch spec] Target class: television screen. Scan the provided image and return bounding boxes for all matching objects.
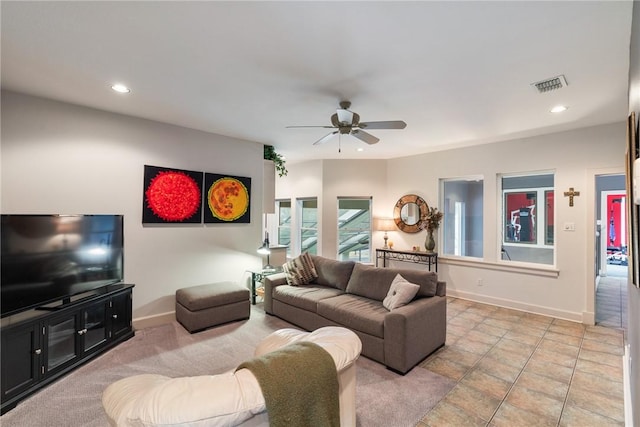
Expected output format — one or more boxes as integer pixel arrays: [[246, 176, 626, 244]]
[[1, 214, 124, 317]]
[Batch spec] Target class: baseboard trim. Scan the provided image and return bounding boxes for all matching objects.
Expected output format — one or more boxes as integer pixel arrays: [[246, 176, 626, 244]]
[[582, 311, 596, 325], [623, 344, 633, 426], [132, 311, 175, 330], [448, 289, 583, 323]]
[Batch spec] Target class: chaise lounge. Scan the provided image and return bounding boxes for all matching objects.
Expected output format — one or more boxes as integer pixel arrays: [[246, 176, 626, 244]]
[[102, 326, 362, 427]]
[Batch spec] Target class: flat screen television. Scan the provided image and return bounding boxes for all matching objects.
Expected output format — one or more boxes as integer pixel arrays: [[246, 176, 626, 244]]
[[1, 214, 124, 318]]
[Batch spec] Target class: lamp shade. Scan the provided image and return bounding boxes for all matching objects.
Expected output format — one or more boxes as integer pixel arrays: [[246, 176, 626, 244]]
[[376, 218, 396, 232], [257, 230, 271, 254]]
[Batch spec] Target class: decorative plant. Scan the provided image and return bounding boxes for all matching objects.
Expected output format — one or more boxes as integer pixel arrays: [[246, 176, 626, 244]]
[[263, 145, 288, 177], [422, 207, 443, 233]]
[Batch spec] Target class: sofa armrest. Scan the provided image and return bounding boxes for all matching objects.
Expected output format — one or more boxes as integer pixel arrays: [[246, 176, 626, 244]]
[[263, 273, 287, 314], [383, 295, 447, 374], [436, 280, 446, 297]]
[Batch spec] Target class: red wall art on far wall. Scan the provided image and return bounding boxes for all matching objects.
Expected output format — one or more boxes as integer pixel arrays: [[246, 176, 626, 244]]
[[204, 173, 251, 224], [607, 193, 626, 250], [143, 165, 203, 224]]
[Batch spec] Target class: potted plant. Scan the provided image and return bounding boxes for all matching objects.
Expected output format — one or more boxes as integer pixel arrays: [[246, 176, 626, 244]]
[[263, 145, 288, 177]]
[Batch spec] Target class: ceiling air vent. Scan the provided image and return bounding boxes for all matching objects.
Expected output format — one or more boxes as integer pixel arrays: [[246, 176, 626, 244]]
[[531, 75, 568, 93]]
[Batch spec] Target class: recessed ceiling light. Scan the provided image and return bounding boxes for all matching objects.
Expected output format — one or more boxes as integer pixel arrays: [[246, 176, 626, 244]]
[[357, 148, 364, 152], [550, 105, 567, 113], [111, 84, 130, 94]]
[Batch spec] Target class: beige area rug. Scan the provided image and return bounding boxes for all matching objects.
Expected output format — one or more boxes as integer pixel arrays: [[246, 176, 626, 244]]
[[0, 306, 455, 427]]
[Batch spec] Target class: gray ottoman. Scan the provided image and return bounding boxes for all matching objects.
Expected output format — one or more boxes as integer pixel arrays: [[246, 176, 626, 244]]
[[176, 282, 250, 333]]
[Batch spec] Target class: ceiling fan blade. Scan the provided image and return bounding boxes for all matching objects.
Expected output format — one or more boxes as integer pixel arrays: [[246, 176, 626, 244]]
[[313, 131, 338, 145], [358, 120, 407, 130], [351, 129, 380, 145], [286, 125, 336, 129]]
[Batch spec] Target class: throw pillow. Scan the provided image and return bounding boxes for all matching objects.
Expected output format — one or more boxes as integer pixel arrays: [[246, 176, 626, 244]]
[[283, 252, 318, 286], [383, 274, 420, 311]]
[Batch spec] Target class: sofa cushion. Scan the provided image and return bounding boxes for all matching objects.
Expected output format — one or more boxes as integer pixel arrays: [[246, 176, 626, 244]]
[[310, 255, 356, 291], [283, 252, 318, 286], [317, 294, 387, 338], [345, 263, 438, 301], [383, 274, 420, 311], [272, 284, 344, 312]]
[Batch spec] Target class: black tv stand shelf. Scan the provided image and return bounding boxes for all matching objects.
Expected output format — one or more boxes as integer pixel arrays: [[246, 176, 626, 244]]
[[0, 283, 134, 414]]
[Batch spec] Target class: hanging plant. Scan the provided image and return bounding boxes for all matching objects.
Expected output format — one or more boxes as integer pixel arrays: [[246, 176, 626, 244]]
[[263, 145, 288, 177]]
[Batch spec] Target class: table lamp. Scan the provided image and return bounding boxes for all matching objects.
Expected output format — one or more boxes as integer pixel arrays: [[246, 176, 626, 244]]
[[257, 231, 274, 270], [376, 218, 396, 249]]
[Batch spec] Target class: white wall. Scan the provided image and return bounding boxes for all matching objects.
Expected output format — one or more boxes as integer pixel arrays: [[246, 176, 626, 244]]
[[279, 122, 625, 322], [388, 123, 625, 322], [275, 159, 387, 259], [627, 1, 640, 423], [322, 159, 388, 259], [1, 91, 265, 324]]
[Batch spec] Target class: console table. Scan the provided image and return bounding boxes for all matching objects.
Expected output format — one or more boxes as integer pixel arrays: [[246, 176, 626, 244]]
[[376, 248, 438, 272]]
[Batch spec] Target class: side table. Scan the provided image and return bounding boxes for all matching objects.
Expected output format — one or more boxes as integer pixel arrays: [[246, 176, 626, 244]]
[[247, 267, 284, 305]]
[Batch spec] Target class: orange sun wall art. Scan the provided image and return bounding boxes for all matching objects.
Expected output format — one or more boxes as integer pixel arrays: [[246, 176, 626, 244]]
[[204, 173, 251, 224]]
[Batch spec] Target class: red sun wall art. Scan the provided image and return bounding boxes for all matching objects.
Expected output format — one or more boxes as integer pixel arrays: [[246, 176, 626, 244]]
[[143, 165, 203, 224]]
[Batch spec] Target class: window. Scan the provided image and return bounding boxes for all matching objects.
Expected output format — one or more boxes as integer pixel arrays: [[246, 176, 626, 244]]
[[501, 173, 555, 265], [276, 200, 291, 257], [441, 178, 484, 258], [298, 198, 318, 255], [337, 198, 372, 262]]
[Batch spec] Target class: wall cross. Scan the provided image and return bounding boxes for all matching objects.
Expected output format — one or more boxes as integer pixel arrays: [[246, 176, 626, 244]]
[[563, 187, 580, 207]]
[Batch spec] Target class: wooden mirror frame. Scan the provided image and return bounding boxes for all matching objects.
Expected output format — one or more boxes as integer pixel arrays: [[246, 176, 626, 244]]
[[393, 194, 429, 233]]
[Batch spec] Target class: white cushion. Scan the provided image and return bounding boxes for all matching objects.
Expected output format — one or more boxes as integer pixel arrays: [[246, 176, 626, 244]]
[[103, 370, 264, 427], [255, 327, 362, 372], [383, 274, 420, 311], [102, 326, 362, 427]]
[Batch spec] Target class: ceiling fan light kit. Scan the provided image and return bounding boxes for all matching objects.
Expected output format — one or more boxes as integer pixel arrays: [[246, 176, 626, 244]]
[[287, 101, 407, 150]]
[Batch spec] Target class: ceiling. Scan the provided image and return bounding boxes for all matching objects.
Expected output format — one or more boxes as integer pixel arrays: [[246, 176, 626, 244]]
[[0, 1, 633, 164]]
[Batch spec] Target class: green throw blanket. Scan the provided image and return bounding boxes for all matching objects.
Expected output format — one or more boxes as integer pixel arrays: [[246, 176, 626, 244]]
[[237, 341, 340, 427]]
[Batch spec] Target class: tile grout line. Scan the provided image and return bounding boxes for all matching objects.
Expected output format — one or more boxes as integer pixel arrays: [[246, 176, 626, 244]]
[[484, 317, 554, 426], [555, 326, 586, 427], [422, 306, 505, 426], [424, 300, 625, 427], [433, 307, 555, 426]]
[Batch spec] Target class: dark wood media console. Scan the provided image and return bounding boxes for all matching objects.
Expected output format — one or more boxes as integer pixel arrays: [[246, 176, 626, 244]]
[[0, 283, 134, 414]]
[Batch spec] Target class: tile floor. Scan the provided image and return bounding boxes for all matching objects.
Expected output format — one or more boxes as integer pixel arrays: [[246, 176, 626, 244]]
[[596, 265, 628, 330], [417, 297, 626, 426]]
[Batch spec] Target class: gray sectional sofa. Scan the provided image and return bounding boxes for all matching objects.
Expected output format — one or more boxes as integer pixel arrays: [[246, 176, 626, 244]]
[[263, 254, 446, 374]]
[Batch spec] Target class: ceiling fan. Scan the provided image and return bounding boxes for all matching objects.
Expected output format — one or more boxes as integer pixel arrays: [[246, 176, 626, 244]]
[[286, 101, 407, 147]]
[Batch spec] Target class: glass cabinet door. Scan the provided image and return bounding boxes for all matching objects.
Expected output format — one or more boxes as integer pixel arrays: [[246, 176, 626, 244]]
[[46, 315, 78, 372], [82, 301, 108, 353]]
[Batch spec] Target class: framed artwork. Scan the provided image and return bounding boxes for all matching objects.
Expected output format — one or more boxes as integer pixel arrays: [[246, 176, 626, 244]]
[[204, 173, 251, 224], [626, 112, 640, 287], [503, 191, 537, 244], [143, 165, 203, 224]]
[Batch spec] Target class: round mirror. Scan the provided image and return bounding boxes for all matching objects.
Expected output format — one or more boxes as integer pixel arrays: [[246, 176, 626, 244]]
[[400, 203, 420, 225], [394, 194, 428, 233]]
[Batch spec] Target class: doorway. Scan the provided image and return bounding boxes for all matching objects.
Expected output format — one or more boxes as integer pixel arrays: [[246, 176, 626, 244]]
[[595, 174, 628, 330]]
